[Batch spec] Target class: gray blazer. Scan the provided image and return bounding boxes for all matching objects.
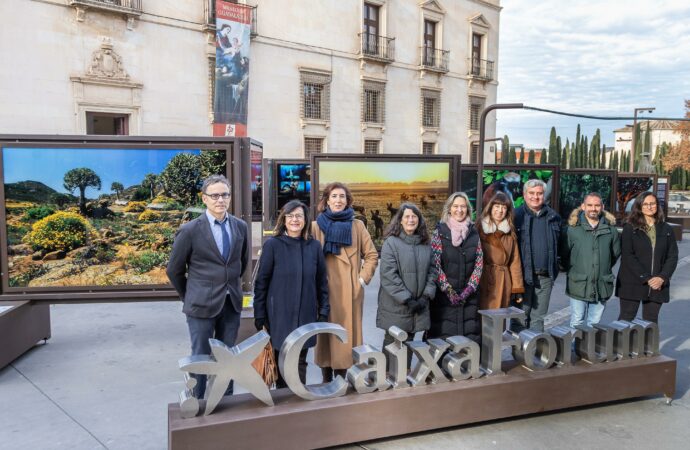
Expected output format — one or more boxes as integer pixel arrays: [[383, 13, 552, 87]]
[[166, 214, 249, 319]]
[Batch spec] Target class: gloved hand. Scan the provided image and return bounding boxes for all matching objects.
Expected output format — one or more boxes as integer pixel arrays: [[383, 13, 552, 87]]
[[254, 318, 267, 331], [418, 295, 430, 309], [317, 314, 328, 322], [407, 298, 424, 314]]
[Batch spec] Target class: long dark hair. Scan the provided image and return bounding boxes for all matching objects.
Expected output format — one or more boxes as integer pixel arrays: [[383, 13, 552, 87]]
[[384, 203, 430, 244], [480, 192, 515, 230], [274, 200, 310, 239], [626, 192, 664, 230], [317, 182, 353, 213]]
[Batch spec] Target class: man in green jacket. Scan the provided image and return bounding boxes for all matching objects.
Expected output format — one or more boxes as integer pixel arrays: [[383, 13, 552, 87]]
[[562, 192, 621, 328]]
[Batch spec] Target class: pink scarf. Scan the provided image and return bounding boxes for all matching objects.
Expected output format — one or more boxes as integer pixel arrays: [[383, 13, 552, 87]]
[[447, 216, 471, 246]]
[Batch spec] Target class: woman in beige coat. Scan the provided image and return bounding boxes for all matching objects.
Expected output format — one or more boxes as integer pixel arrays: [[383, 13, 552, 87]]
[[478, 192, 524, 310], [312, 182, 378, 381]]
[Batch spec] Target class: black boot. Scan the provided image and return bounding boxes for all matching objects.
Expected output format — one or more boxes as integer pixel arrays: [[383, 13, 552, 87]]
[[321, 367, 333, 383]]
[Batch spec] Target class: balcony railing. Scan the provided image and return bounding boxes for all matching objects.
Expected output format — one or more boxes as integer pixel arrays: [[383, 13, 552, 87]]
[[206, 1, 257, 37], [419, 46, 449, 73], [70, 0, 142, 15], [359, 33, 395, 63], [468, 58, 494, 81]]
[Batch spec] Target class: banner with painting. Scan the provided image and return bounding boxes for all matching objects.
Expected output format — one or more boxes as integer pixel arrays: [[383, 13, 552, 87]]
[[213, 0, 251, 137]]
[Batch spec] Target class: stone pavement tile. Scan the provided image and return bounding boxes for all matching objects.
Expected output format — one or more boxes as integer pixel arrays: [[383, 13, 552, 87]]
[[0, 365, 104, 450]]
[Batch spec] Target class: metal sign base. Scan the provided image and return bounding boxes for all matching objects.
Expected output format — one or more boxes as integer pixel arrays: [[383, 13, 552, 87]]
[[168, 356, 675, 450]]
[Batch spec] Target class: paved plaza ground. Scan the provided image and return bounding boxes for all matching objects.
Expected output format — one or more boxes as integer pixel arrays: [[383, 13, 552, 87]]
[[1, 234, 689, 449]]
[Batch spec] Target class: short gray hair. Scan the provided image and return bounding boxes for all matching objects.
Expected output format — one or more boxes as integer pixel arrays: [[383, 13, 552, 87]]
[[441, 191, 473, 223], [201, 175, 231, 194], [523, 179, 546, 195]]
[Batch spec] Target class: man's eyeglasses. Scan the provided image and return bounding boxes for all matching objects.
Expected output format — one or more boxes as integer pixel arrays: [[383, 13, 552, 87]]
[[642, 202, 657, 208], [205, 193, 230, 201], [285, 214, 305, 221]]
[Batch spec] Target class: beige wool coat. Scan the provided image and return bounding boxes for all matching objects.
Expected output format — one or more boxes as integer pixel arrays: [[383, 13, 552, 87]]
[[478, 219, 524, 310], [311, 219, 378, 369]]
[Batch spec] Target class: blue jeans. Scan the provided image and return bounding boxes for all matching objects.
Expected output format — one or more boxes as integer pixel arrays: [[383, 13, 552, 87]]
[[569, 298, 606, 328]]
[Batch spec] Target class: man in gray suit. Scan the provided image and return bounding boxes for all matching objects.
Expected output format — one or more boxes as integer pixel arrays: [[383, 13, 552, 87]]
[[167, 174, 248, 398]]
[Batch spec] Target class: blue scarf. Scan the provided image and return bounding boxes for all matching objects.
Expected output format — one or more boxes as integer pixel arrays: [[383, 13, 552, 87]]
[[316, 207, 354, 255]]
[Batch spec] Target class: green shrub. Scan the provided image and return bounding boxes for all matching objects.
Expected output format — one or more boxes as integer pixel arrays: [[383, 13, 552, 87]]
[[22, 206, 56, 222], [127, 251, 168, 274], [24, 211, 94, 252], [124, 201, 147, 213]]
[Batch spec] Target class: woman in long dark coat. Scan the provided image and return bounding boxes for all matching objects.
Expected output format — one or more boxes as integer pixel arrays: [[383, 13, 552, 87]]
[[616, 192, 678, 324], [253, 200, 329, 388], [429, 192, 484, 343]]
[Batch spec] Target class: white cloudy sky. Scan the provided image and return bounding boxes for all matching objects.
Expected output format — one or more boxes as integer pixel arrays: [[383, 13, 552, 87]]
[[496, 0, 690, 148]]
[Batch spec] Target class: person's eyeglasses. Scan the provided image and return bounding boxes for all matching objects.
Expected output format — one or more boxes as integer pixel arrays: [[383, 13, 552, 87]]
[[454, 206, 468, 210], [642, 202, 657, 208], [285, 214, 305, 220], [205, 193, 230, 201]]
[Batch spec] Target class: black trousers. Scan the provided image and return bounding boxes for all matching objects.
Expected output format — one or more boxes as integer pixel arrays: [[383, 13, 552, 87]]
[[274, 348, 308, 388], [186, 300, 241, 398], [618, 298, 663, 324]]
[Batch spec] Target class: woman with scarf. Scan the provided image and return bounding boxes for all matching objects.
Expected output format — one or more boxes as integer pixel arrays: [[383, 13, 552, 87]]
[[429, 192, 484, 343], [312, 182, 378, 382], [478, 192, 524, 310]]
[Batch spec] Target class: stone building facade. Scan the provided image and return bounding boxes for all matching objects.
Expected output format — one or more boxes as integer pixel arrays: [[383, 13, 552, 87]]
[[0, 0, 500, 161]]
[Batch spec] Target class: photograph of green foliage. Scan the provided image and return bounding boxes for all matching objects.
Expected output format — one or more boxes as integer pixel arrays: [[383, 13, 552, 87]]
[[2, 147, 226, 289], [559, 171, 615, 219], [315, 158, 452, 249], [481, 168, 555, 209]]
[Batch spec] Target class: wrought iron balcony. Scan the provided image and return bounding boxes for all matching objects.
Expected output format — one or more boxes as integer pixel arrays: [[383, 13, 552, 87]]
[[70, 0, 142, 16], [359, 33, 395, 63], [419, 46, 449, 73], [206, 1, 257, 37], [468, 58, 494, 81]]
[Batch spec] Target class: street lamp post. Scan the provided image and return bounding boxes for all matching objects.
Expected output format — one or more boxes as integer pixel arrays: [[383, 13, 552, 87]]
[[629, 107, 655, 172]]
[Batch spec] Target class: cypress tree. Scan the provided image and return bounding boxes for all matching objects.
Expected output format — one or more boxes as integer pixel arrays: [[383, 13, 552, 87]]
[[633, 124, 642, 171], [528, 149, 536, 164], [583, 136, 589, 168], [508, 146, 516, 164], [502, 135, 510, 164], [561, 140, 568, 169], [548, 127, 557, 164], [555, 136, 562, 166], [539, 148, 547, 164]]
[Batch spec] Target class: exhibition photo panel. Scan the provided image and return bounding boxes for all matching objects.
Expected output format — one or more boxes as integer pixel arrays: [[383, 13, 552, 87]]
[[312, 155, 455, 249], [559, 170, 616, 219], [1, 143, 230, 293]]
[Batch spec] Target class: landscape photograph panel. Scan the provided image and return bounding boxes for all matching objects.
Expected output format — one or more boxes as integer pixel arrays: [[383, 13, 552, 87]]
[[3, 147, 226, 289], [317, 160, 451, 249]]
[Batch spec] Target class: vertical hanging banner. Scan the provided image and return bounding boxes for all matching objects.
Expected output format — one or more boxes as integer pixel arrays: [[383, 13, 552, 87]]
[[213, 0, 251, 137]]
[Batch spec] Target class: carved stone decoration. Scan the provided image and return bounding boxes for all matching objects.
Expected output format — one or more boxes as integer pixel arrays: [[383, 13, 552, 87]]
[[87, 38, 129, 80]]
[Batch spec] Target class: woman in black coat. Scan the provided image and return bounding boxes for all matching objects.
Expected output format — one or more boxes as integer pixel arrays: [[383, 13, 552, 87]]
[[253, 200, 329, 387], [429, 192, 484, 343], [616, 192, 678, 324]]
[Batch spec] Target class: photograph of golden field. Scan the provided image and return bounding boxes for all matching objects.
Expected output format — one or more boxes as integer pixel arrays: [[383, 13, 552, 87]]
[[317, 160, 451, 248]]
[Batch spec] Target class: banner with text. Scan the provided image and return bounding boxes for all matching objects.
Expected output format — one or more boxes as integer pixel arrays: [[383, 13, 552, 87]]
[[213, 1, 251, 137]]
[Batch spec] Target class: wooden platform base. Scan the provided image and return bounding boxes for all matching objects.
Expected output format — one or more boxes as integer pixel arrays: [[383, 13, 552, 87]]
[[0, 301, 51, 369], [168, 355, 675, 450]]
